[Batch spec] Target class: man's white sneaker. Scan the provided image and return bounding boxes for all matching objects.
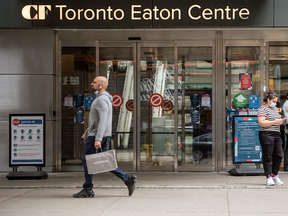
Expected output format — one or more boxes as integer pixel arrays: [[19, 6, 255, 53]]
[[272, 175, 284, 185], [266, 176, 275, 186]]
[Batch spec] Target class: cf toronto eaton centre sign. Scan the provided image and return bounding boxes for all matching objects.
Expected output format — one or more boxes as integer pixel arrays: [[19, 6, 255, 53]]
[[22, 5, 250, 21], [0, 0, 274, 28]]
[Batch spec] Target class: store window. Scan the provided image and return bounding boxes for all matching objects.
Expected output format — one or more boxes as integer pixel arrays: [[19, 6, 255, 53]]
[[99, 47, 134, 169], [178, 47, 213, 167], [61, 47, 96, 167], [225, 46, 261, 166]]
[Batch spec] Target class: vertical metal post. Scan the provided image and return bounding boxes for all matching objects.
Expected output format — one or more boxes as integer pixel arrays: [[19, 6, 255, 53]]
[[174, 41, 178, 171], [212, 39, 216, 171], [136, 43, 141, 171], [133, 43, 137, 171], [260, 41, 265, 104], [55, 38, 62, 172], [215, 31, 225, 172], [265, 42, 270, 95], [96, 40, 99, 77], [227, 47, 232, 109], [181, 56, 186, 164]]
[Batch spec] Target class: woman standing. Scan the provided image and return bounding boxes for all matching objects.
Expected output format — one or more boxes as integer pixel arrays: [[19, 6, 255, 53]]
[[258, 90, 285, 186]]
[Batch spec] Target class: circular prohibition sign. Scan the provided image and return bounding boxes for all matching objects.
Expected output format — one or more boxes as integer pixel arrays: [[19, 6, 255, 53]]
[[126, 99, 134, 112], [161, 99, 173, 112], [112, 94, 123, 108], [149, 93, 163, 108]]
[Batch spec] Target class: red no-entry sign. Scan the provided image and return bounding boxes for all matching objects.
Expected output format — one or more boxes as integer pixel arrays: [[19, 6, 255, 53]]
[[112, 94, 123, 108], [126, 100, 134, 112], [149, 93, 163, 107], [161, 99, 173, 112]]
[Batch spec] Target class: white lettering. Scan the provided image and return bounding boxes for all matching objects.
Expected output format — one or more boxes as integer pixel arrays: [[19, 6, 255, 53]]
[[202, 8, 212, 20], [214, 8, 224, 20], [188, 5, 201, 20], [84, 9, 95, 20], [56, 5, 67, 20], [132, 5, 141, 20], [114, 9, 124, 20], [107, 6, 113, 20], [66, 9, 76, 20], [153, 6, 159, 20], [172, 8, 181, 20], [160, 8, 170, 20], [239, 8, 249, 20], [97, 9, 106, 20], [78, 9, 83, 20], [143, 9, 152, 20]]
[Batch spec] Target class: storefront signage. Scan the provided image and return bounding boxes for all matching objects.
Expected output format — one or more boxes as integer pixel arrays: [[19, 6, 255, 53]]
[[190, 94, 200, 108], [149, 93, 163, 107], [84, 95, 95, 109], [190, 110, 200, 124], [21, 4, 250, 22], [201, 94, 211, 107], [233, 116, 262, 164], [126, 100, 134, 112], [0, 0, 275, 28], [239, 73, 252, 90], [112, 94, 123, 108], [9, 114, 46, 167], [161, 99, 173, 112], [249, 95, 259, 109], [233, 93, 248, 108], [74, 110, 84, 124]]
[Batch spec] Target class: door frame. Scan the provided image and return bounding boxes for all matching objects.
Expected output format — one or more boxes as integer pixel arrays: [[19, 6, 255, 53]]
[[137, 40, 215, 171], [57, 39, 217, 172], [176, 40, 216, 172], [223, 40, 265, 171]]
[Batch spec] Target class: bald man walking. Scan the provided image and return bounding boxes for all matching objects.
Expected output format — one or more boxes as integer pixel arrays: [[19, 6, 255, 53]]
[[73, 76, 136, 198]]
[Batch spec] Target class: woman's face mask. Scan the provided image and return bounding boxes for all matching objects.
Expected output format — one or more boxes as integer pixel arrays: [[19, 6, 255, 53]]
[[268, 98, 278, 108], [269, 102, 277, 108]]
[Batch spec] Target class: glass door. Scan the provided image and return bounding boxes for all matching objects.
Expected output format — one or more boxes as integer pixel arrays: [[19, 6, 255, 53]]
[[60, 43, 96, 171], [99, 43, 136, 171], [177, 41, 214, 171], [139, 44, 175, 171], [224, 40, 264, 169]]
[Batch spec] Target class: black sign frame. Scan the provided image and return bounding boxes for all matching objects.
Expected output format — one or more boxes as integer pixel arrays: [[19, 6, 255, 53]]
[[9, 113, 46, 167]]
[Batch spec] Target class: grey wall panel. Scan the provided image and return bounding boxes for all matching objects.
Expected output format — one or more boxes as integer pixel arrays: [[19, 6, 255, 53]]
[[0, 75, 53, 121], [0, 121, 9, 170], [0, 30, 53, 75], [275, 0, 288, 27], [0, 120, 53, 172]]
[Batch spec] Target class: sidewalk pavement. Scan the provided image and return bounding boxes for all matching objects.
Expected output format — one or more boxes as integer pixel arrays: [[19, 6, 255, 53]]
[[1, 171, 288, 216]]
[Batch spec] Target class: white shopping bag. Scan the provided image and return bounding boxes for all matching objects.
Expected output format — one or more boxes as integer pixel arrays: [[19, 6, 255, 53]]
[[85, 150, 118, 174]]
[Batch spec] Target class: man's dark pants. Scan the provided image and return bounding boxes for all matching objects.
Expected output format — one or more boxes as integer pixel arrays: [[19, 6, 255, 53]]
[[259, 131, 282, 177], [82, 136, 128, 190]]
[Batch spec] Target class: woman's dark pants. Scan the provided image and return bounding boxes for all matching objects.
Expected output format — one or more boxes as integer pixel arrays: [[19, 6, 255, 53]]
[[259, 131, 282, 177]]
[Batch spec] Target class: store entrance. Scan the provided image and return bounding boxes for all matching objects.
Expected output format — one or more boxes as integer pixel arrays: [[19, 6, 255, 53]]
[[59, 40, 215, 172]]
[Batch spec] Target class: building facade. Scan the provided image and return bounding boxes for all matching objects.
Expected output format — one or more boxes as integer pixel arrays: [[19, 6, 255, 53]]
[[1, 0, 288, 172]]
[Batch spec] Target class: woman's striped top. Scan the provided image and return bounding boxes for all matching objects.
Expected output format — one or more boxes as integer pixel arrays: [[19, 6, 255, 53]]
[[257, 104, 280, 132]]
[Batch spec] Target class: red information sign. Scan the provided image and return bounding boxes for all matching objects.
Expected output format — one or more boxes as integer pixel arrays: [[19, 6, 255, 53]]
[[149, 93, 163, 107], [112, 94, 123, 108], [126, 100, 134, 112], [239, 73, 252, 90], [161, 100, 173, 111]]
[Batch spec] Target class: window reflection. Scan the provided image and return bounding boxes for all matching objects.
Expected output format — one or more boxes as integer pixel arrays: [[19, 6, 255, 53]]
[[178, 47, 213, 166], [225, 47, 261, 166]]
